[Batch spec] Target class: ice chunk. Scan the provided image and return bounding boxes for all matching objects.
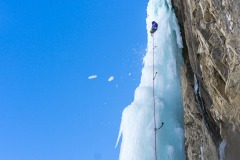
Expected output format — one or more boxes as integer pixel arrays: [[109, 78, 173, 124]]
[[108, 76, 114, 82], [88, 75, 97, 79]]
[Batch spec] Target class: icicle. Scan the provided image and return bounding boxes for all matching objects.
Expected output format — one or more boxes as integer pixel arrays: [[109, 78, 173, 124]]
[[200, 146, 204, 160]]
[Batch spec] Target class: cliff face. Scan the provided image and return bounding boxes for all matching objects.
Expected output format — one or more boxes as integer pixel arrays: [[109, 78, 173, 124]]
[[172, 0, 240, 159]]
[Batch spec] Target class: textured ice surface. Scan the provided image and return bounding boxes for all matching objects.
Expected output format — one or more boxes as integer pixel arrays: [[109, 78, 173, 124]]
[[116, 0, 185, 159]]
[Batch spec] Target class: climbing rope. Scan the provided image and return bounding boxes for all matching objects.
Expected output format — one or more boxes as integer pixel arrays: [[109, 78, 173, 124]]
[[152, 34, 157, 160]]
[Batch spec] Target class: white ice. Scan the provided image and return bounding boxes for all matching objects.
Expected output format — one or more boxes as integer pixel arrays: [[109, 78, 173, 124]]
[[116, 0, 185, 159]]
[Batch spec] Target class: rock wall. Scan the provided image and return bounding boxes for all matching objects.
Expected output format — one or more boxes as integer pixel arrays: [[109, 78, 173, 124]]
[[172, 0, 240, 159]]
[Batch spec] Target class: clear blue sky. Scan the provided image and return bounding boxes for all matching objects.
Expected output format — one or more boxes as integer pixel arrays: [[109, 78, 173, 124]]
[[0, 0, 148, 160]]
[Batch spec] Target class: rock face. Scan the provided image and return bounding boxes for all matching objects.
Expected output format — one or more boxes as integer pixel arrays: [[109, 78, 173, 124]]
[[172, 0, 240, 159]]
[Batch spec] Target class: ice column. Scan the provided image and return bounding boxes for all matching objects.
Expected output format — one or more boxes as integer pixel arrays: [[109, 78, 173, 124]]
[[116, 0, 186, 159]]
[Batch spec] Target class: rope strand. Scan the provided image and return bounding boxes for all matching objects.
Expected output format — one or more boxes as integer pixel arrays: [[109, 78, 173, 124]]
[[152, 34, 157, 160]]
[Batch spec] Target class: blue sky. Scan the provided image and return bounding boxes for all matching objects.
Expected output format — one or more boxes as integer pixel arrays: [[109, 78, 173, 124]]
[[0, 0, 148, 160]]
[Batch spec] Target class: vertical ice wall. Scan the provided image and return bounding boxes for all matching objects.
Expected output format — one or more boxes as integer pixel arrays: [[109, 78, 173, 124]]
[[116, 0, 185, 159]]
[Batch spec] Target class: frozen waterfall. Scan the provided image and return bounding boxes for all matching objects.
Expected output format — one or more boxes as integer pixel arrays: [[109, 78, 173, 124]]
[[116, 0, 186, 159]]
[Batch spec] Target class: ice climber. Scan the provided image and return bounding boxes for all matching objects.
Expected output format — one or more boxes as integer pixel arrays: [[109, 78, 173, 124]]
[[150, 21, 158, 34]]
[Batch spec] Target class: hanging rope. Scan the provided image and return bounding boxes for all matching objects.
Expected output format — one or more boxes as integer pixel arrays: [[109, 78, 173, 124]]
[[152, 34, 157, 160], [152, 33, 164, 160]]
